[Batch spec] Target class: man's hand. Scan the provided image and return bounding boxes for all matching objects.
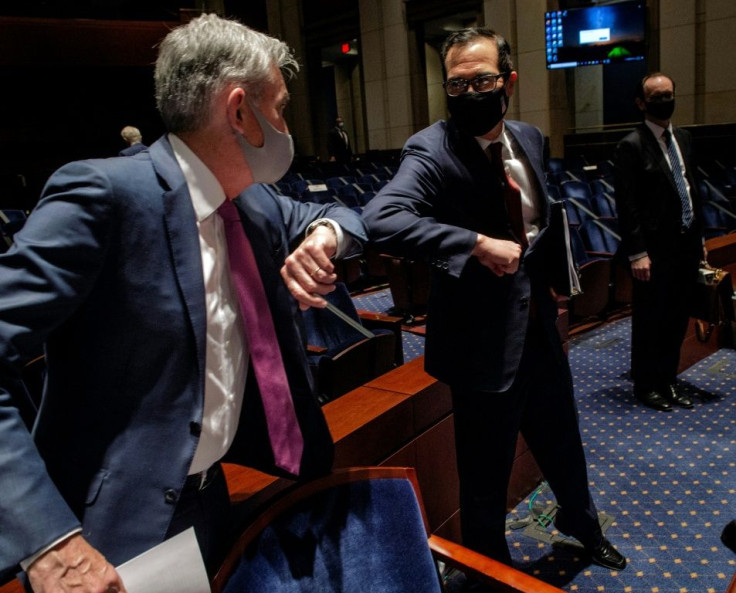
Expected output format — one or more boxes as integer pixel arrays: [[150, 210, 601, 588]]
[[471, 234, 522, 276], [28, 534, 125, 593], [281, 225, 338, 310], [630, 255, 651, 282]]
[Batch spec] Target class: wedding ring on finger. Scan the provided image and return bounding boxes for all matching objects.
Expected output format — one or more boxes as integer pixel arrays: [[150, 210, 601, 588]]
[[310, 266, 321, 277]]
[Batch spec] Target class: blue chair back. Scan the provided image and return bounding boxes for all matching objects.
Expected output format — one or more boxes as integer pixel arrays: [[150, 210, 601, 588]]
[[559, 180, 592, 200], [302, 283, 367, 353], [215, 468, 442, 593], [579, 219, 620, 254]]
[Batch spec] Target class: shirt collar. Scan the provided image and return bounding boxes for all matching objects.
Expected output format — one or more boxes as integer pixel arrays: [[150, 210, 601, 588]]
[[475, 122, 507, 152], [168, 133, 226, 222], [644, 118, 672, 140]]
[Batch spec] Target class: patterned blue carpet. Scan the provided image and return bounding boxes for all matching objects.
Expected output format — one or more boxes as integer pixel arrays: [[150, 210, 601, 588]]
[[352, 289, 736, 591], [507, 317, 736, 592]]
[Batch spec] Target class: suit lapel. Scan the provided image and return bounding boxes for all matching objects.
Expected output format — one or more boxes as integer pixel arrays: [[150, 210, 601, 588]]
[[505, 121, 549, 222], [151, 138, 208, 392]]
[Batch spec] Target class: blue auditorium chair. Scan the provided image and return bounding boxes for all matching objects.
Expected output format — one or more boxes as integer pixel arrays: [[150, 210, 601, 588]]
[[578, 219, 621, 257], [563, 196, 594, 227], [210, 467, 566, 593], [300, 185, 336, 205], [547, 156, 565, 176], [335, 184, 364, 210], [546, 183, 562, 202], [590, 193, 617, 219], [567, 226, 612, 321], [559, 179, 593, 201], [301, 283, 402, 403], [589, 177, 615, 196], [701, 201, 731, 238]]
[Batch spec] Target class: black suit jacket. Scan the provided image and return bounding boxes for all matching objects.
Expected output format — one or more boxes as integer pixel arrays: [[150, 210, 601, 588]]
[[327, 126, 352, 162], [613, 123, 703, 262], [363, 119, 570, 393]]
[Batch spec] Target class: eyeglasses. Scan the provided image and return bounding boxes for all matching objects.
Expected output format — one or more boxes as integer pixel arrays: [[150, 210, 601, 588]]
[[442, 73, 506, 97]]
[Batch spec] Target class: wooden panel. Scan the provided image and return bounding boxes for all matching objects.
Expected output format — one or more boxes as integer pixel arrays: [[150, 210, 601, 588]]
[[323, 386, 415, 467], [382, 415, 458, 533], [364, 355, 436, 394]]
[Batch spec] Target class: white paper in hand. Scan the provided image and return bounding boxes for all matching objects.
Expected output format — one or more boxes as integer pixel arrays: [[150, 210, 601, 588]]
[[116, 528, 211, 593]]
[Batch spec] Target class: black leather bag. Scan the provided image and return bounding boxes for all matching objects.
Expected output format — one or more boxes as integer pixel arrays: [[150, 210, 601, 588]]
[[690, 267, 733, 323], [690, 266, 735, 344]]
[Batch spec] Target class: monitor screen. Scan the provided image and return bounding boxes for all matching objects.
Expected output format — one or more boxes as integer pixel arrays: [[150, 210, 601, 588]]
[[545, 1, 646, 69]]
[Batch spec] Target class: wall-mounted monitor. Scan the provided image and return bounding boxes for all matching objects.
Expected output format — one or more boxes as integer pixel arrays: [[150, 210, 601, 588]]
[[545, 1, 646, 69]]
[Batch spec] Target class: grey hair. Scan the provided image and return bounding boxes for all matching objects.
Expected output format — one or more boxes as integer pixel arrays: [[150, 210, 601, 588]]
[[154, 13, 299, 133]]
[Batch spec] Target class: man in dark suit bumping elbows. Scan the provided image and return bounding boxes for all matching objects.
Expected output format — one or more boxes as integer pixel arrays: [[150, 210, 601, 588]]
[[0, 14, 367, 593], [362, 28, 626, 576], [614, 72, 705, 413]]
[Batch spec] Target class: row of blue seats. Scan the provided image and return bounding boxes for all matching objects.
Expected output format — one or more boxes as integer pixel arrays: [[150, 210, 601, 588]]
[[272, 181, 382, 211], [279, 165, 398, 186]]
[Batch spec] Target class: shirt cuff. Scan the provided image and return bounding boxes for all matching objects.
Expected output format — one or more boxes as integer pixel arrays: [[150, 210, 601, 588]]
[[306, 218, 352, 259], [629, 251, 648, 262], [20, 528, 83, 572]]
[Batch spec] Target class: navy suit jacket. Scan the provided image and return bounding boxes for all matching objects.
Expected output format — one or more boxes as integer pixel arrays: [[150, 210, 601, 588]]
[[363, 119, 569, 392], [0, 136, 367, 571]]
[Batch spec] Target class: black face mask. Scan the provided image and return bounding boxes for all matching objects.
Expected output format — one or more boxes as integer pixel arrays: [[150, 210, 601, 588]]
[[644, 98, 675, 121], [447, 88, 508, 137]]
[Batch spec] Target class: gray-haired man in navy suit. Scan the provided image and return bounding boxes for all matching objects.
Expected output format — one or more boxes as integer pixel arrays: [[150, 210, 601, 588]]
[[0, 13, 367, 593]]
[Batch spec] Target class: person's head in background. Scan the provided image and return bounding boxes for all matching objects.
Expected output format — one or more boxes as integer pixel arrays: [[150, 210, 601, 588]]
[[635, 72, 676, 127], [120, 125, 143, 146]]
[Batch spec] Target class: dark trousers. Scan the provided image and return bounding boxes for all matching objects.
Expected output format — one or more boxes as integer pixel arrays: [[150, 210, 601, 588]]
[[451, 319, 600, 564], [631, 233, 700, 393], [165, 463, 232, 577]]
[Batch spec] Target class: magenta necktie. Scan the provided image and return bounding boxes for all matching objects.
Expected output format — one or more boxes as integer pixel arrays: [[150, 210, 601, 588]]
[[218, 199, 304, 475]]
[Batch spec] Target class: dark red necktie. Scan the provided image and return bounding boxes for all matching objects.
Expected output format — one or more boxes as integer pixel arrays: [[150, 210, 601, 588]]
[[218, 199, 304, 475], [489, 142, 527, 248]]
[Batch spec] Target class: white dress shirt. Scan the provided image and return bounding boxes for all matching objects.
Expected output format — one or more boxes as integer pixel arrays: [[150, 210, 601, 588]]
[[170, 134, 248, 475], [477, 124, 542, 244]]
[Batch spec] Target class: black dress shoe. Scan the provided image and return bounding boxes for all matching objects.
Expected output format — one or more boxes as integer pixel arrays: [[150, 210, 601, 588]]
[[587, 538, 627, 570], [663, 383, 694, 409], [636, 390, 673, 412], [722, 520, 736, 554]]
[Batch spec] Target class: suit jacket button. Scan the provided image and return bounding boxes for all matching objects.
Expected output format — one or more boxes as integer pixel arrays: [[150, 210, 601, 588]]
[[189, 421, 201, 436], [520, 296, 529, 307], [164, 489, 178, 504]]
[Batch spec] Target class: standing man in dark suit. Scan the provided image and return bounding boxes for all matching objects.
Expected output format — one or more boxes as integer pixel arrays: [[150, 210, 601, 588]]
[[327, 116, 353, 163], [0, 13, 367, 593], [363, 28, 625, 574], [614, 72, 705, 412]]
